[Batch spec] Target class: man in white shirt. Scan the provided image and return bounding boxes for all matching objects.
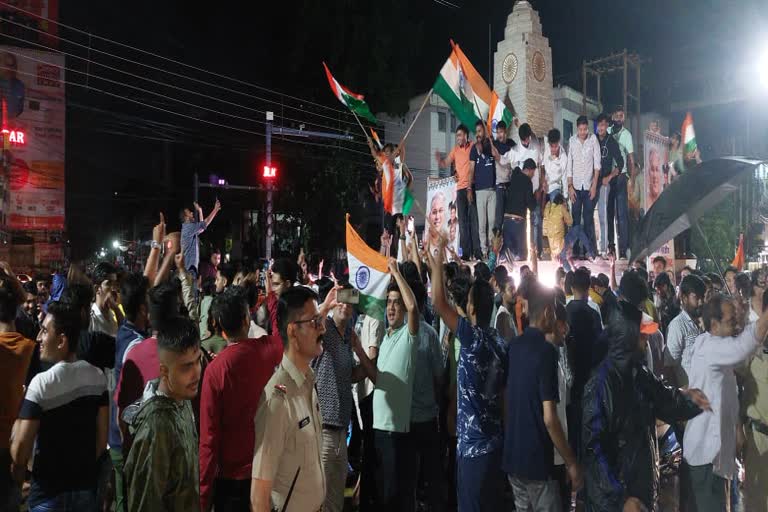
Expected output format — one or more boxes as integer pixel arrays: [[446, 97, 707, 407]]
[[683, 293, 768, 512], [567, 116, 601, 260], [543, 128, 567, 202]]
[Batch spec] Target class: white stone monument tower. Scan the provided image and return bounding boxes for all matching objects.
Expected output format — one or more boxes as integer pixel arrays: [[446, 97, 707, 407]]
[[493, 0, 554, 139]]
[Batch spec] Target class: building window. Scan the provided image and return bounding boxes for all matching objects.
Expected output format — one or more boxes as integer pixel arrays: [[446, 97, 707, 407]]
[[563, 119, 573, 145], [450, 115, 458, 133], [438, 112, 447, 133]]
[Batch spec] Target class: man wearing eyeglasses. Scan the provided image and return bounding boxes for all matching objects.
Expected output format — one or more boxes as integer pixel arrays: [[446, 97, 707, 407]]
[[251, 286, 327, 512]]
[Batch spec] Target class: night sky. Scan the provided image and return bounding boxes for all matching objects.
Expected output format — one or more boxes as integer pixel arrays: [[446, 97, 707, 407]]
[[50, 0, 766, 257]]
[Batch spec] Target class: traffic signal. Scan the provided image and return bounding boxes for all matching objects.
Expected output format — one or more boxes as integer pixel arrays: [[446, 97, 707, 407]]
[[263, 165, 277, 179]]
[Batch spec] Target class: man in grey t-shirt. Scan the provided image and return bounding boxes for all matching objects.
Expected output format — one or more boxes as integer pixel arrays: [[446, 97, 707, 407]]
[[180, 199, 221, 278]]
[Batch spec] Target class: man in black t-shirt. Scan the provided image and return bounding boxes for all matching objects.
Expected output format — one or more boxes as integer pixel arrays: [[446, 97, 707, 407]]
[[492, 120, 517, 233]]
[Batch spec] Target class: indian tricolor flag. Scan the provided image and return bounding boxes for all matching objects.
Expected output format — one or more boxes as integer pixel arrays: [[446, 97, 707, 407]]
[[682, 112, 697, 156], [346, 216, 390, 321], [382, 157, 414, 215], [433, 41, 492, 129], [323, 62, 378, 124], [488, 91, 513, 134]]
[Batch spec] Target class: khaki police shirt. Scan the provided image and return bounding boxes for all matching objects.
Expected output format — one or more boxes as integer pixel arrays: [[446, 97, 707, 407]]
[[252, 354, 325, 512]]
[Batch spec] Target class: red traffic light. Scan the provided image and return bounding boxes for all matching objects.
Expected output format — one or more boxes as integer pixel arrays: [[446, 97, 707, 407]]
[[263, 165, 277, 179]]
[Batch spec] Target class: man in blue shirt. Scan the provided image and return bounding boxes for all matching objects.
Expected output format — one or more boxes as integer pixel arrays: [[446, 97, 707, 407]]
[[180, 199, 221, 278], [428, 234, 507, 511], [504, 286, 583, 511], [470, 121, 497, 260]]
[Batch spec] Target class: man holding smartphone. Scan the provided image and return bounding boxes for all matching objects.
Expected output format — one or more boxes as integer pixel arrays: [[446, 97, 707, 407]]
[[312, 281, 376, 512]]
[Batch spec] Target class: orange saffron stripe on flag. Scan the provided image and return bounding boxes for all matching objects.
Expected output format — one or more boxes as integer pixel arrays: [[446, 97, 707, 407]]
[[346, 216, 389, 274], [450, 41, 493, 103]]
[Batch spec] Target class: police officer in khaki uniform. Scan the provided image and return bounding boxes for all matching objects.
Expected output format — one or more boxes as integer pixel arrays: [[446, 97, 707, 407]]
[[251, 286, 327, 512]]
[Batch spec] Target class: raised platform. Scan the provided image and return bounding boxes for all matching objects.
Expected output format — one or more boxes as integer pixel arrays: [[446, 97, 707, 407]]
[[496, 257, 631, 287]]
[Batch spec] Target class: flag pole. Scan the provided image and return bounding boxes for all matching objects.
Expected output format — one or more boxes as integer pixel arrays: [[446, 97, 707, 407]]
[[397, 88, 433, 148], [349, 110, 370, 140]]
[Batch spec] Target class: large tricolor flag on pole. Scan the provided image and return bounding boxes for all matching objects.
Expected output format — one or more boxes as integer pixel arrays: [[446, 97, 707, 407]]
[[346, 216, 389, 321], [488, 91, 513, 134], [682, 112, 697, 156], [433, 41, 492, 129], [323, 62, 378, 124]]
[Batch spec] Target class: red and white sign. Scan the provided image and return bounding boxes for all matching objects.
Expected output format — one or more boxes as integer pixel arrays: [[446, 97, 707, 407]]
[[0, 46, 65, 231], [2, 129, 26, 145]]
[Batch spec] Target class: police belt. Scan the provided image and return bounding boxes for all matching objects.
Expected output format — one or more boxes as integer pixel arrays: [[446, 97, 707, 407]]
[[747, 416, 768, 437]]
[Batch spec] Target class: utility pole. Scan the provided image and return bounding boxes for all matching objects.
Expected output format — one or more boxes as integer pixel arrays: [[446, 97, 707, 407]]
[[266, 111, 274, 260]]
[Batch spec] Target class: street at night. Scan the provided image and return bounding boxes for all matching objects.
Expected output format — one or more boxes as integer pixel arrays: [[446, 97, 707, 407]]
[[1, 1, 767, 511]]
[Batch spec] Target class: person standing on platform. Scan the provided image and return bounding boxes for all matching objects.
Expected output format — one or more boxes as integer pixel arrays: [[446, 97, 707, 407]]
[[436, 125, 482, 260], [566, 116, 601, 259], [492, 121, 516, 234], [470, 121, 497, 259], [609, 107, 634, 257], [595, 113, 625, 258]]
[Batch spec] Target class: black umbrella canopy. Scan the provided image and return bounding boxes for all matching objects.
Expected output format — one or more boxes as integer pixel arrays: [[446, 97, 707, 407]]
[[630, 157, 766, 261]]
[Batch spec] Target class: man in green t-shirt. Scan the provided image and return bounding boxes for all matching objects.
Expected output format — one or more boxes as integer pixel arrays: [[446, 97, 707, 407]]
[[371, 258, 420, 511]]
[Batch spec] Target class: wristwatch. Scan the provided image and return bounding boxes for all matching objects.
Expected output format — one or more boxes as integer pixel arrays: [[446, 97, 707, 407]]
[[151, 240, 161, 250]]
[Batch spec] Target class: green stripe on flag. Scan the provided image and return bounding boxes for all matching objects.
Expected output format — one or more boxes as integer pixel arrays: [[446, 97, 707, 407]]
[[345, 94, 379, 124], [402, 188, 414, 215], [358, 293, 387, 322], [433, 74, 479, 129]]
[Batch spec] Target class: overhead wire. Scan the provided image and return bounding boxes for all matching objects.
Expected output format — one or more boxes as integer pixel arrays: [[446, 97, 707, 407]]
[[0, 24, 374, 143], [0, 6, 404, 130], [0, 63, 373, 158]]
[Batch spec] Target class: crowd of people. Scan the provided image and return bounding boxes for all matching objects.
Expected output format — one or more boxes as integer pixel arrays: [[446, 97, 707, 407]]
[[1, 184, 767, 512], [429, 105, 704, 269]]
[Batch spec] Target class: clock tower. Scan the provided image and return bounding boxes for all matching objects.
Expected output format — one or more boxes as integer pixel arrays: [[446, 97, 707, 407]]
[[493, 0, 553, 139]]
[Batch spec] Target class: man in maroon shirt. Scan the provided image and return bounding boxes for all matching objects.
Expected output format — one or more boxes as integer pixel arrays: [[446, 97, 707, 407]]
[[199, 287, 282, 511]]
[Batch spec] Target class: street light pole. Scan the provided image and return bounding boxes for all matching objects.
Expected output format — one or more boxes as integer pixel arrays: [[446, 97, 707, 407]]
[[266, 111, 273, 261]]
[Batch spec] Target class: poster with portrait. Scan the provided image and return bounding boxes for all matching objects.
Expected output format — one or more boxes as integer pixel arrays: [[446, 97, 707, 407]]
[[0, 46, 66, 231], [644, 130, 675, 277], [425, 177, 459, 254]]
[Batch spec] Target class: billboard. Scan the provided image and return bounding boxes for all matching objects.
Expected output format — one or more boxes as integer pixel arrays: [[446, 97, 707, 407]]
[[0, 1, 60, 48], [644, 130, 674, 279], [425, 176, 460, 255], [0, 46, 65, 230]]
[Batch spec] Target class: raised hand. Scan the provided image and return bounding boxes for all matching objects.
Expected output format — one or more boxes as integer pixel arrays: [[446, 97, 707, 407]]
[[387, 257, 400, 275], [153, 212, 166, 244]]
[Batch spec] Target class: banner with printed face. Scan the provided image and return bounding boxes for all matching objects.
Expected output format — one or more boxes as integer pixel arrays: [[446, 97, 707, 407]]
[[425, 176, 460, 255], [644, 130, 675, 280], [0, 46, 65, 231]]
